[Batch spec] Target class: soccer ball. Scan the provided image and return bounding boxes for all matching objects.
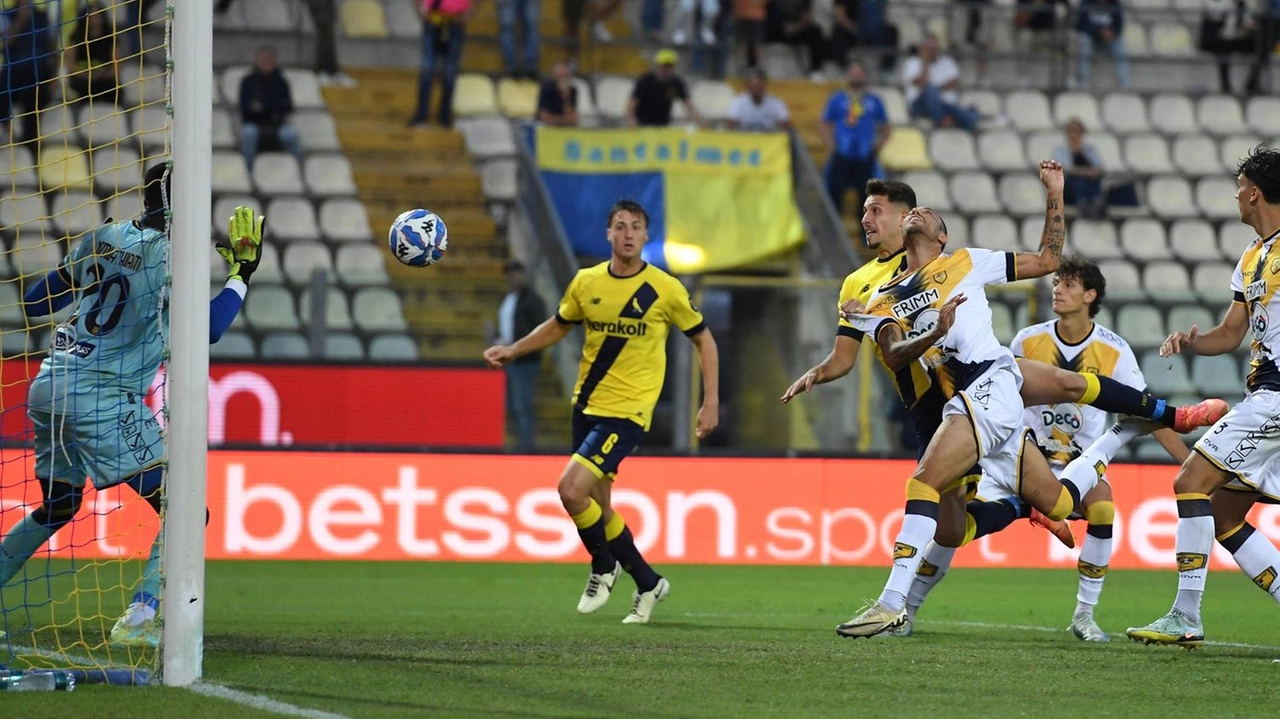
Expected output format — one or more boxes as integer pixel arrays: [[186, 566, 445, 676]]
[[388, 209, 448, 267]]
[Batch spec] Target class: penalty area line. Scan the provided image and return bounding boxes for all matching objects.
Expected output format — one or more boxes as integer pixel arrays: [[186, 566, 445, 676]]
[[187, 683, 355, 719]]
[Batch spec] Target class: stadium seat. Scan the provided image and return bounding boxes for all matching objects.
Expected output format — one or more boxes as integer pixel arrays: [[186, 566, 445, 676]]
[[1169, 219, 1221, 262], [210, 331, 256, 360], [212, 151, 253, 194], [944, 216, 968, 248], [211, 242, 282, 284], [103, 192, 142, 224], [1221, 134, 1262, 171], [1090, 131, 1124, 172], [481, 159, 517, 202], [1191, 354, 1243, 397], [1070, 218, 1123, 259], [89, 144, 143, 195], [1168, 304, 1215, 337], [253, 154, 304, 194], [933, 129, 980, 170], [334, 243, 390, 286], [996, 174, 1044, 215], [384, 0, 419, 38], [77, 102, 131, 149], [1118, 218, 1168, 262], [0, 193, 49, 231], [220, 66, 249, 108], [960, 90, 1002, 118], [245, 284, 300, 331], [1191, 262, 1234, 300], [324, 332, 366, 360], [281, 69, 325, 109], [952, 171, 998, 212], [976, 130, 1026, 172], [878, 126, 931, 171], [1123, 134, 1173, 174], [246, 0, 294, 31], [129, 104, 168, 153], [497, 78, 540, 119], [459, 116, 515, 158], [369, 333, 419, 361], [1197, 95, 1248, 136], [1097, 259, 1143, 300], [1116, 305, 1166, 349], [447, 74, 495, 118], [1024, 131, 1060, 168], [260, 332, 310, 359], [1141, 351, 1192, 395], [211, 107, 236, 150], [759, 44, 802, 80], [283, 241, 336, 286], [1149, 94, 1198, 135], [1100, 93, 1150, 134], [298, 285, 354, 330], [304, 154, 357, 196], [9, 235, 61, 277], [51, 192, 103, 236], [340, 0, 388, 37], [691, 81, 735, 123], [0, 145, 38, 190], [1093, 306, 1115, 330], [1172, 134, 1222, 176], [119, 62, 167, 107], [1143, 260, 1192, 302], [1149, 22, 1195, 56], [1218, 220, 1254, 259], [593, 76, 633, 121], [1053, 92, 1102, 129], [573, 78, 599, 122], [293, 111, 341, 152], [878, 87, 909, 125], [901, 171, 951, 210], [1018, 216, 1047, 251], [1196, 177, 1240, 220], [319, 198, 373, 242], [971, 215, 1019, 252], [1245, 97, 1280, 135], [352, 287, 409, 331], [1005, 90, 1053, 131], [1147, 176, 1197, 218], [211, 194, 257, 238], [0, 280, 24, 325], [266, 197, 320, 243], [990, 302, 1013, 343], [38, 147, 91, 190], [1123, 20, 1150, 56]]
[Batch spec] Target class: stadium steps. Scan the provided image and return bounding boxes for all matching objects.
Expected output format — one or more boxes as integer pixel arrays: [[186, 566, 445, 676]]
[[460, 0, 648, 77]]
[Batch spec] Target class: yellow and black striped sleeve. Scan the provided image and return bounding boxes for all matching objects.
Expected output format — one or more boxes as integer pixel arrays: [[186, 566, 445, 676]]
[[667, 278, 706, 337], [554, 273, 584, 325]]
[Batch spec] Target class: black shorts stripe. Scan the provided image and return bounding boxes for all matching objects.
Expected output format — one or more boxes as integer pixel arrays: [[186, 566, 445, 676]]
[[576, 335, 628, 410], [904, 499, 940, 519]]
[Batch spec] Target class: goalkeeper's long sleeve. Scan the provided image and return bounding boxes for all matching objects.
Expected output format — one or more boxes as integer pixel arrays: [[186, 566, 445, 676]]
[[22, 269, 74, 318], [209, 279, 246, 344]]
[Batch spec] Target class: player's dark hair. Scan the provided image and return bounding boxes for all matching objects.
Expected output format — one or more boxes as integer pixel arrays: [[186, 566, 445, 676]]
[[1235, 144, 1280, 204], [607, 199, 649, 228], [1056, 255, 1106, 318], [865, 179, 917, 210], [141, 163, 169, 231]]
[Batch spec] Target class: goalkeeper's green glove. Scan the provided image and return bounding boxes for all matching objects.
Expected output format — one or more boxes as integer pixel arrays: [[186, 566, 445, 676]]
[[215, 206, 266, 283]]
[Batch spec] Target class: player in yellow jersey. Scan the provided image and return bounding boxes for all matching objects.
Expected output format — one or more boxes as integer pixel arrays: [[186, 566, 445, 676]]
[[484, 199, 720, 625]]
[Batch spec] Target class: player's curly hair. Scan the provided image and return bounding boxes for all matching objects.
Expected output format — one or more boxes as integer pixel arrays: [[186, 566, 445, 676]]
[[1056, 255, 1106, 318], [865, 179, 917, 210], [141, 162, 170, 230], [607, 199, 649, 228], [1235, 144, 1280, 204]]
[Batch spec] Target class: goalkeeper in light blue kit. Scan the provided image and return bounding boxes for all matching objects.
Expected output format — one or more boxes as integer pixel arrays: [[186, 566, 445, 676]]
[[0, 163, 265, 647]]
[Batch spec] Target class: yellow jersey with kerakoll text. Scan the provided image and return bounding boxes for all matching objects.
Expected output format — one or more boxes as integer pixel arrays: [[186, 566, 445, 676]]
[[555, 261, 706, 430]]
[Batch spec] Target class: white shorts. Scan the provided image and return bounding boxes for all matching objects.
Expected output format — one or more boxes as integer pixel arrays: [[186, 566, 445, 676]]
[[942, 361, 1026, 495], [1194, 389, 1280, 500]]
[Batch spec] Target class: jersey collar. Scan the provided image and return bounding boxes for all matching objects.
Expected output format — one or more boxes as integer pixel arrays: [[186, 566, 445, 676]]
[[608, 261, 648, 279], [1054, 319, 1095, 347]]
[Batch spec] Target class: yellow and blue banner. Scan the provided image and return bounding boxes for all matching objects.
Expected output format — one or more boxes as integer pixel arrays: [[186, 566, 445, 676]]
[[533, 126, 805, 274]]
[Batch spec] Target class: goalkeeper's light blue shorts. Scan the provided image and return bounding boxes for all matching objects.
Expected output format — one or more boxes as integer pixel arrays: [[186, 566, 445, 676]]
[[27, 372, 165, 489]]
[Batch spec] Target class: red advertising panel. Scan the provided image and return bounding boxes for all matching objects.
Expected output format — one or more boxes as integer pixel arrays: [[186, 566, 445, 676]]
[[2, 452, 1276, 570], [0, 361, 505, 448]]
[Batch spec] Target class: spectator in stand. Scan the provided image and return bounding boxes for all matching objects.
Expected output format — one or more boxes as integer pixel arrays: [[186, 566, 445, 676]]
[[536, 58, 579, 125], [672, 0, 720, 46], [495, 260, 546, 454], [820, 61, 889, 213], [830, 0, 899, 84], [64, 2, 121, 106], [626, 49, 705, 127], [1245, 0, 1280, 94], [692, 0, 732, 78], [0, 0, 54, 149], [216, 0, 355, 86], [1200, 0, 1256, 94], [727, 68, 791, 131], [903, 34, 979, 132], [498, 0, 540, 79], [239, 47, 304, 170], [765, 0, 828, 81], [1053, 118, 1105, 218], [408, 0, 470, 129], [735, 0, 766, 69], [1014, 0, 1068, 53], [1075, 0, 1130, 90], [563, 0, 622, 53]]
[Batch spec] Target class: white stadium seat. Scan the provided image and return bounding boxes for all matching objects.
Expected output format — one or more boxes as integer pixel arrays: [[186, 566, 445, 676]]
[[1097, 259, 1143, 301], [1101, 93, 1150, 133], [283, 241, 336, 286], [1142, 260, 1192, 301], [1053, 92, 1102, 129], [1119, 218, 1169, 262], [1172, 134, 1222, 176], [253, 154, 304, 194], [902, 171, 952, 211], [976, 130, 1027, 172], [1147, 176, 1197, 218], [319, 198, 373, 242], [298, 285, 354, 330], [1005, 90, 1054, 132], [1124, 134, 1173, 174], [1196, 177, 1241, 220], [304, 154, 358, 196], [1116, 305, 1166, 349], [950, 171, 1002, 213], [1071, 218, 1123, 259], [266, 197, 320, 243], [997, 174, 1045, 215], [1198, 95, 1248, 136], [1169, 219, 1221, 262], [245, 284, 299, 331], [1149, 94, 1198, 135], [369, 334, 419, 361], [334, 244, 390, 286], [929, 129, 980, 171], [352, 287, 409, 331], [970, 215, 1019, 252]]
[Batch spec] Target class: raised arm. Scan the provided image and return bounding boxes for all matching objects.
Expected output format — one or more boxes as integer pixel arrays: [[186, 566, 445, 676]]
[[1161, 301, 1249, 358], [1014, 160, 1066, 280], [689, 327, 720, 438]]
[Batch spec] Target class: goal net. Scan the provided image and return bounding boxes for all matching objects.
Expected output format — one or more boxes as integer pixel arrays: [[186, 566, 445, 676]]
[[0, 0, 173, 683]]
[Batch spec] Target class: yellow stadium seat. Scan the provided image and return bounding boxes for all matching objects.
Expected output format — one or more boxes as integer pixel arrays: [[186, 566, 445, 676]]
[[453, 73, 498, 117], [879, 126, 932, 172], [340, 0, 388, 39], [497, 78, 539, 119], [38, 146, 92, 191]]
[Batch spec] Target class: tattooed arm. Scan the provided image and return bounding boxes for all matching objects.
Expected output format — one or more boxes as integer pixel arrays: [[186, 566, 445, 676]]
[[876, 295, 968, 372], [1014, 160, 1067, 280]]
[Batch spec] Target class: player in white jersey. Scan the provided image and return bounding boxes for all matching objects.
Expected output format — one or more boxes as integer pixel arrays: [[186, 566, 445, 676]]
[[1128, 146, 1280, 648], [0, 164, 266, 647]]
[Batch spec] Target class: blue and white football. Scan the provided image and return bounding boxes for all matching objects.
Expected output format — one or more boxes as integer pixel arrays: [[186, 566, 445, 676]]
[[389, 209, 448, 267]]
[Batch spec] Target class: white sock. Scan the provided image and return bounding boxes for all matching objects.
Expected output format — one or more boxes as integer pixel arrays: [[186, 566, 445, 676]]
[[1171, 498, 1214, 624], [906, 541, 956, 621], [1075, 530, 1112, 616], [1224, 523, 1280, 605], [877, 511, 937, 612], [1059, 424, 1132, 501]]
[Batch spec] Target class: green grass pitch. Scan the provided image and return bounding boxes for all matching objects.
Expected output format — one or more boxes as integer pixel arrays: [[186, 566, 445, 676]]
[[3, 560, 1279, 717]]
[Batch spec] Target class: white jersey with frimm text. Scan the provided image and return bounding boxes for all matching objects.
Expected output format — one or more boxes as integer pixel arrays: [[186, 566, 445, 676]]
[[1233, 230, 1280, 394]]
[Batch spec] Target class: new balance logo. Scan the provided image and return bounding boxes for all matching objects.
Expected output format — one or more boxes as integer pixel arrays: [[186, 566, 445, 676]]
[[591, 297, 602, 304], [1176, 553, 1208, 572]]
